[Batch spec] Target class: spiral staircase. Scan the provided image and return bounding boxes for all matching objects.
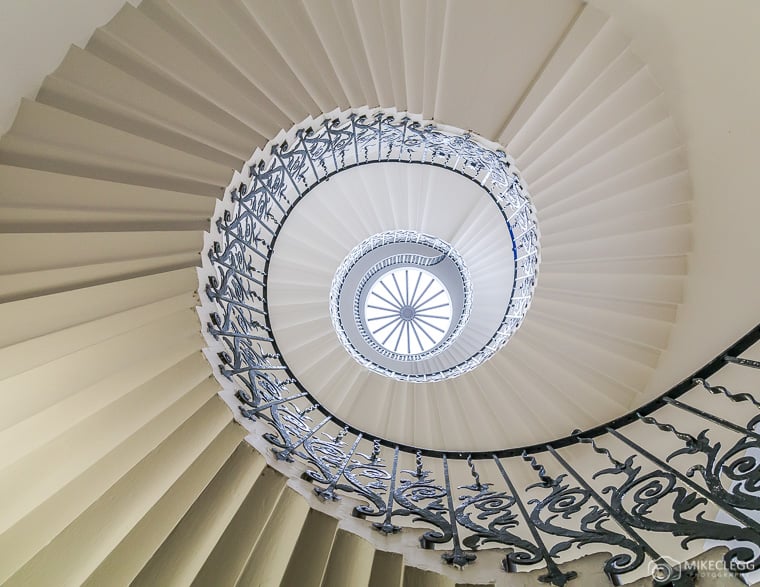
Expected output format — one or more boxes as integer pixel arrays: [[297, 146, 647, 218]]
[[1, 1, 760, 585]]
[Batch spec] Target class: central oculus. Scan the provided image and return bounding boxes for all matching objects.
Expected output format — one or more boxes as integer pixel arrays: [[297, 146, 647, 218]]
[[330, 230, 472, 375], [364, 268, 453, 355]]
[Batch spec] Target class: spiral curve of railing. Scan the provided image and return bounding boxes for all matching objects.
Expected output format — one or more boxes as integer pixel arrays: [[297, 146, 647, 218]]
[[198, 107, 760, 586]]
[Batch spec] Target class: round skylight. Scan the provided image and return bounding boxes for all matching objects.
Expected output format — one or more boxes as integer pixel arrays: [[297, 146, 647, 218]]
[[330, 229, 473, 376], [363, 267, 453, 356]]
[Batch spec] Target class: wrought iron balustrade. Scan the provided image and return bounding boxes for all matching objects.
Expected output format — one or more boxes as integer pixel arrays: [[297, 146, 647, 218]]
[[221, 325, 760, 586], [198, 107, 760, 585]]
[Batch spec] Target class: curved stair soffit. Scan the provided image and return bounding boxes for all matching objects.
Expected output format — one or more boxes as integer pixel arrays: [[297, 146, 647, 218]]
[[0, 1, 709, 586]]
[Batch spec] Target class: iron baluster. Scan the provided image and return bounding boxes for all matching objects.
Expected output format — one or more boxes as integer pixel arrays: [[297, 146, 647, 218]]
[[493, 455, 577, 586], [596, 428, 760, 579], [274, 415, 332, 462], [248, 167, 289, 218], [216, 231, 269, 261], [295, 128, 321, 182], [547, 445, 661, 584], [372, 445, 401, 534], [235, 196, 278, 237], [341, 440, 392, 521], [440, 454, 476, 568], [393, 451, 454, 554], [234, 371, 289, 409], [270, 146, 303, 202], [262, 401, 316, 456], [455, 456, 544, 576], [607, 427, 760, 532], [303, 125, 334, 175], [522, 450, 641, 586], [305, 430, 363, 502], [638, 412, 760, 511], [321, 118, 339, 171], [397, 117, 409, 162], [349, 112, 360, 163]]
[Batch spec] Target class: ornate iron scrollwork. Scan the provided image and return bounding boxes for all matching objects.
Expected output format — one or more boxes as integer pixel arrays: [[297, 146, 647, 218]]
[[525, 462, 645, 580], [640, 412, 760, 511], [199, 108, 760, 583], [596, 431, 760, 577]]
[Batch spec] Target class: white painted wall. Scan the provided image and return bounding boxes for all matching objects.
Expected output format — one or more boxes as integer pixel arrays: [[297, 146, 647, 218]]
[[0, 0, 140, 136], [587, 0, 760, 400]]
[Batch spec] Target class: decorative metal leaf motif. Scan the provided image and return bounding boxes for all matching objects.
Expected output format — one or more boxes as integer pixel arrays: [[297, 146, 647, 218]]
[[199, 106, 760, 582]]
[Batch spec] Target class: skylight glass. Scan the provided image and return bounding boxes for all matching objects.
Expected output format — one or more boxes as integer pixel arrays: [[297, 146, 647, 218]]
[[363, 267, 453, 356]]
